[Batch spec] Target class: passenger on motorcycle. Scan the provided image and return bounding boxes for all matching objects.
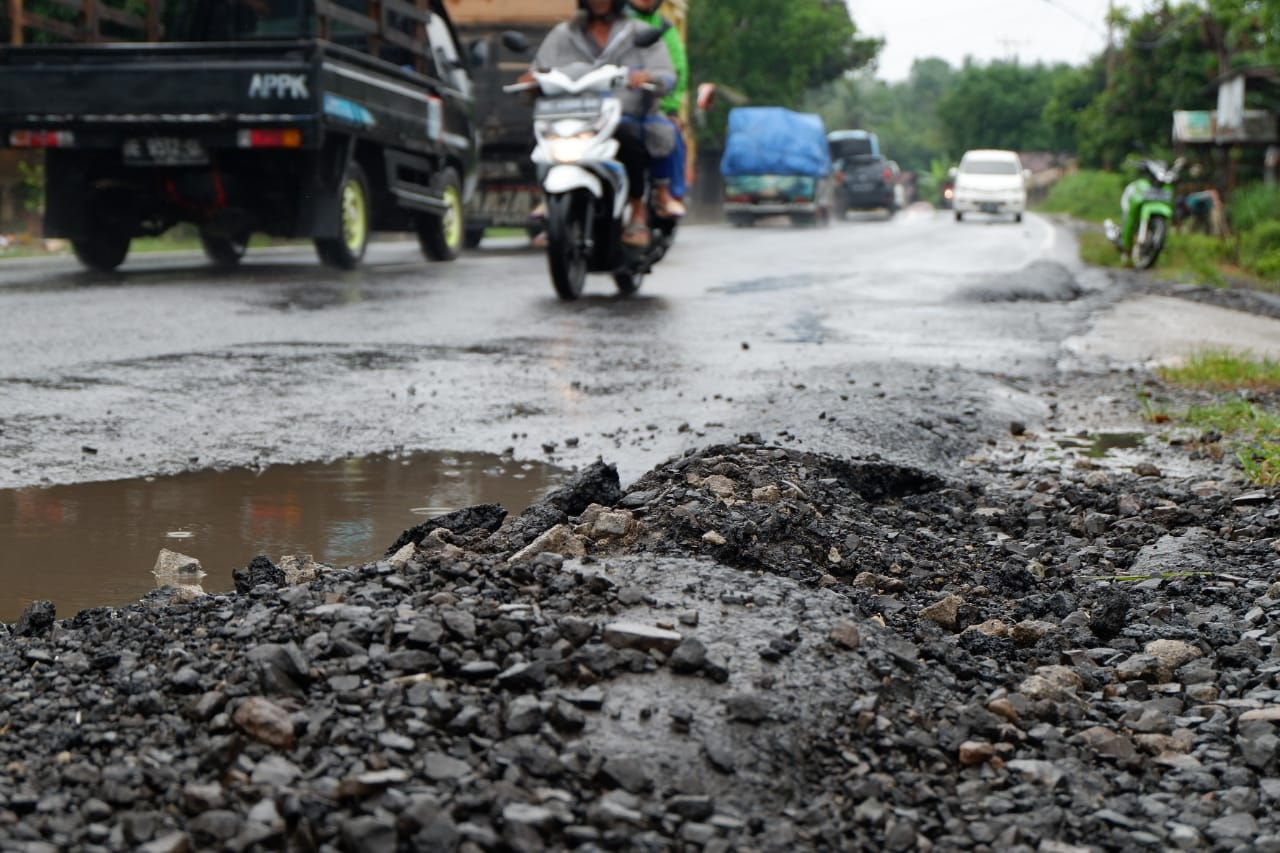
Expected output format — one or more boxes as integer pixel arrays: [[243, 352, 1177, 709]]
[[521, 0, 676, 247], [626, 0, 687, 219]]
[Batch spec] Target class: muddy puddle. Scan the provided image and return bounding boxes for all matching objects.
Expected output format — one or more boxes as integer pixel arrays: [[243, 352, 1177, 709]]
[[0, 452, 567, 624]]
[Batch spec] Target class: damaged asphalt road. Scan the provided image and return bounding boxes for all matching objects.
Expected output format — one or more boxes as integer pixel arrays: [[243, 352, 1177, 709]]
[[4, 218, 1280, 850], [3, 345, 1280, 851]]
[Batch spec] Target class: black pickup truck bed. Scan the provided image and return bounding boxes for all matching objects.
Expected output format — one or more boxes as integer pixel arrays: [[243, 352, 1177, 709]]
[[0, 0, 479, 271]]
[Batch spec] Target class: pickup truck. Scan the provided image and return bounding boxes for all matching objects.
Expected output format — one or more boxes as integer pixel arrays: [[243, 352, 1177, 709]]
[[827, 129, 897, 219], [0, 0, 481, 271]]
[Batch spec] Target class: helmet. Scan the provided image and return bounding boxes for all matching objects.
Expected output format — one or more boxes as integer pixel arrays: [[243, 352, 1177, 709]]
[[578, 0, 627, 15]]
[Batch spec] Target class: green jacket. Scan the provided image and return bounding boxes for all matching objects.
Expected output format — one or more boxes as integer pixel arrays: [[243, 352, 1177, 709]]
[[627, 7, 687, 116]]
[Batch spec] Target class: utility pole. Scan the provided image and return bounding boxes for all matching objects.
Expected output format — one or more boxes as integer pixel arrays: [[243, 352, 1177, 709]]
[[997, 37, 1028, 63]]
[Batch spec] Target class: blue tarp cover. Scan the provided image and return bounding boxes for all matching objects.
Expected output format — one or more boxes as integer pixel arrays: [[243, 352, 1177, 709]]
[[720, 107, 831, 178]]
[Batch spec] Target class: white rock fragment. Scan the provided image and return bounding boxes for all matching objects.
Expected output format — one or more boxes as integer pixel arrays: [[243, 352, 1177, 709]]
[[153, 548, 206, 581], [508, 524, 587, 564], [602, 621, 683, 654]]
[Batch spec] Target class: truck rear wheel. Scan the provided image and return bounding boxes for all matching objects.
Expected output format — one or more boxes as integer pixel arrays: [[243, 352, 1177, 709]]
[[71, 232, 130, 273], [315, 163, 370, 270], [418, 168, 464, 262]]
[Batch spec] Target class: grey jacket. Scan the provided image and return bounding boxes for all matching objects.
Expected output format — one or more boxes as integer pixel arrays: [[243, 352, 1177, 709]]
[[532, 12, 675, 121]]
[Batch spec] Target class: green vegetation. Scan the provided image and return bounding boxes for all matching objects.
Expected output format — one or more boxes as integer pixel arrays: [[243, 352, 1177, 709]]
[[689, 0, 880, 149], [1228, 184, 1280, 233], [1036, 171, 1127, 223], [1037, 170, 1276, 287], [1153, 350, 1280, 485], [1159, 348, 1280, 390]]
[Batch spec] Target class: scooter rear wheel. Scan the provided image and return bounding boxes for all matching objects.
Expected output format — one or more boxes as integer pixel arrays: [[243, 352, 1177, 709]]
[[547, 192, 589, 301]]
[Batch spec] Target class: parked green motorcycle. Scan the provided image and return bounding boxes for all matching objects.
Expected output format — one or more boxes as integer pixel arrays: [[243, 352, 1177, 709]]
[[1104, 156, 1185, 269]]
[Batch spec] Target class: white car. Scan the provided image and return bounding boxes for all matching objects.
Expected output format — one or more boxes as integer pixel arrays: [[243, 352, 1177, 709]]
[[952, 149, 1029, 223]]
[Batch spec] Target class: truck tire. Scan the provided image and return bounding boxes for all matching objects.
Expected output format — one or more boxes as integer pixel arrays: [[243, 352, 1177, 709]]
[[463, 225, 485, 249], [315, 163, 370, 270], [418, 168, 464, 262], [71, 232, 130, 273], [200, 228, 250, 269]]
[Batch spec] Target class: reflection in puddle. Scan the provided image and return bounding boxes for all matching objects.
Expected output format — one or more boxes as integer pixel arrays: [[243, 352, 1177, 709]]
[[0, 452, 567, 623], [1055, 431, 1146, 458]]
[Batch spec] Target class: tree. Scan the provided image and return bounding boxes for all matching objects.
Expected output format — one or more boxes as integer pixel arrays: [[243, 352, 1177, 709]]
[[688, 0, 881, 132], [1078, 2, 1220, 168], [803, 59, 955, 176], [935, 60, 1072, 155], [1042, 60, 1106, 155]]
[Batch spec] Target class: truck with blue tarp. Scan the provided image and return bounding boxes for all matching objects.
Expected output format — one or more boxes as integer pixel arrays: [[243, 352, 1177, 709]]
[[719, 106, 833, 227], [0, 0, 481, 271]]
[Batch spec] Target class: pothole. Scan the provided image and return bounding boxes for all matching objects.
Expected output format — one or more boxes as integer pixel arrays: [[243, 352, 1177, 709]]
[[0, 450, 568, 622]]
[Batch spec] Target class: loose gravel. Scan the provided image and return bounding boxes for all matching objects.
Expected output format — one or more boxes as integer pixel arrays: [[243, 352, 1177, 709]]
[[3, 294, 1280, 852]]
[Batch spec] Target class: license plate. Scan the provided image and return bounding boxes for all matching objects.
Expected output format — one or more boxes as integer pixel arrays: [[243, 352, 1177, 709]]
[[123, 137, 209, 166], [474, 187, 538, 223], [534, 94, 604, 119]]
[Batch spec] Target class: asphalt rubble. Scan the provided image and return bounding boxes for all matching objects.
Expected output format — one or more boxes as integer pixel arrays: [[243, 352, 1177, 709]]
[[3, 297, 1280, 852]]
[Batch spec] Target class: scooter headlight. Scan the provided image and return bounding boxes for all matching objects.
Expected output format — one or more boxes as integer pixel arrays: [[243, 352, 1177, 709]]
[[546, 132, 596, 164]]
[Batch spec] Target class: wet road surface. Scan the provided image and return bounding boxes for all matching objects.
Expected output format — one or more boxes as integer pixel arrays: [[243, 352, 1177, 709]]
[[0, 207, 1114, 615], [0, 208, 1103, 489]]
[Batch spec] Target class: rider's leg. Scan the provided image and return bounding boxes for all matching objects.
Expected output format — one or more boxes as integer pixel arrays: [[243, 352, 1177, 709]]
[[616, 118, 651, 246], [667, 114, 688, 202], [646, 116, 685, 218]]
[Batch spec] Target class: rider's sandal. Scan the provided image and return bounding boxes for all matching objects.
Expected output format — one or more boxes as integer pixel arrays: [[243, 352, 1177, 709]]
[[621, 223, 651, 247]]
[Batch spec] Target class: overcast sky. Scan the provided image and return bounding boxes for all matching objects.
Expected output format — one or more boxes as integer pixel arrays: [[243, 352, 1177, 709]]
[[846, 0, 1144, 82]]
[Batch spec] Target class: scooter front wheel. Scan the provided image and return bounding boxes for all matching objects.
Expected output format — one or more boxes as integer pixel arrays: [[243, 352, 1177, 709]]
[[1132, 215, 1168, 269], [546, 192, 590, 300], [613, 269, 642, 295]]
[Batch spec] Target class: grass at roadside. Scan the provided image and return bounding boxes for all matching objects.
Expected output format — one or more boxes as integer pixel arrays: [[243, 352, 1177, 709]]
[[1036, 170, 1126, 223], [1037, 170, 1279, 291], [0, 224, 294, 260], [1146, 348, 1280, 485]]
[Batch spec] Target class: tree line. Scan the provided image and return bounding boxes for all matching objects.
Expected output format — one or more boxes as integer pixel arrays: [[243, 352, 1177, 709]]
[[690, 0, 1280, 183]]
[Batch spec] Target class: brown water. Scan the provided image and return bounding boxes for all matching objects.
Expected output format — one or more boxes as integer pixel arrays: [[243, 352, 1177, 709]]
[[0, 452, 567, 623]]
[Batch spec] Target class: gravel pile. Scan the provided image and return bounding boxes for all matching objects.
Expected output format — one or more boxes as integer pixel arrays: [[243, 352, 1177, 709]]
[[2, 371, 1280, 852]]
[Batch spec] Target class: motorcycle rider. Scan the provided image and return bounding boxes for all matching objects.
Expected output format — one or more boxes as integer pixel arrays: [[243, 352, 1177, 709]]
[[625, 0, 687, 219], [521, 0, 676, 247]]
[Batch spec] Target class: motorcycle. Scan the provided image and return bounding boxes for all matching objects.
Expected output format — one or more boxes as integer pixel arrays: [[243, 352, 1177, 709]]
[[1104, 156, 1184, 269], [504, 27, 677, 301]]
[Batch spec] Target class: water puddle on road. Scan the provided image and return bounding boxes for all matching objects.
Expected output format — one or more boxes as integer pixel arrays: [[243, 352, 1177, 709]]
[[0, 452, 569, 624]]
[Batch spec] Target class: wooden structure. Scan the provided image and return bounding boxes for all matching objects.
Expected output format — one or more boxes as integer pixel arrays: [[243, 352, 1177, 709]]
[[3, 0, 162, 44]]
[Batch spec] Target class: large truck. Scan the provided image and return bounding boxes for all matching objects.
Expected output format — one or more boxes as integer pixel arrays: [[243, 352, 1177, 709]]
[[446, 0, 691, 247], [444, 0, 572, 248], [0, 0, 481, 272], [720, 107, 834, 228]]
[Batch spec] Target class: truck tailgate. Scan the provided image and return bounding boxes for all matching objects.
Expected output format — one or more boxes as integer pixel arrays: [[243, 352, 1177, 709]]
[[0, 43, 317, 123]]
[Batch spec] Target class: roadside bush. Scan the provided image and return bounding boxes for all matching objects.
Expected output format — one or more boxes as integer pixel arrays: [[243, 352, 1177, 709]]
[[1037, 170, 1128, 223], [1229, 183, 1280, 234], [1240, 221, 1280, 281], [1165, 233, 1233, 287]]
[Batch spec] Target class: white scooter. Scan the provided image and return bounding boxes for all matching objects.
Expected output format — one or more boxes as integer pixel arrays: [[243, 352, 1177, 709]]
[[505, 28, 677, 300]]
